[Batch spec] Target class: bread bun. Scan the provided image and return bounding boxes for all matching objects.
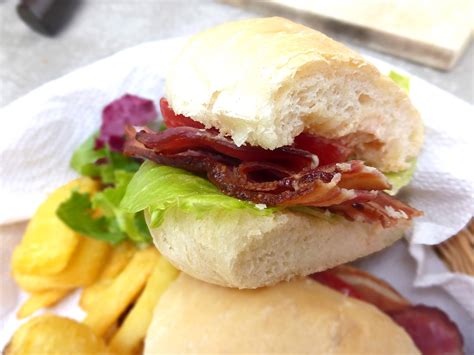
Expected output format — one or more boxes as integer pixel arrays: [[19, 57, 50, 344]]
[[148, 209, 408, 289], [144, 273, 420, 354], [166, 17, 423, 172]]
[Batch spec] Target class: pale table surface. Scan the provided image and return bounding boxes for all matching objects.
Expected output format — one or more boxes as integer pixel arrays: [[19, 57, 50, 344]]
[[0, 0, 473, 107]]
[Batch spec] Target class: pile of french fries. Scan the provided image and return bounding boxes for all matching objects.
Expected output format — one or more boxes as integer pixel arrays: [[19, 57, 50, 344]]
[[8, 178, 179, 354]]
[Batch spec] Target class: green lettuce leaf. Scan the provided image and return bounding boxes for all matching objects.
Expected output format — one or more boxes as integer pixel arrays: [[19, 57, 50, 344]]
[[56, 191, 126, 244], [120, 161, 274, 228], [58, 133, 150, 245], [386, 71, 415, 193], [57, 170, 152, 245], [385, 160, 417, 195], [92, 171, 151, 244], [70, 133, 140, 184], [389, 70, 410, 93]]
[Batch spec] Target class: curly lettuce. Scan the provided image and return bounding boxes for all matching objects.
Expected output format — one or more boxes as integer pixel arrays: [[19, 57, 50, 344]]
[[385, 160, 417, 195], [389, 70, 410, 93], [57, 170, 151, 245], [120, 161, 274, 228]]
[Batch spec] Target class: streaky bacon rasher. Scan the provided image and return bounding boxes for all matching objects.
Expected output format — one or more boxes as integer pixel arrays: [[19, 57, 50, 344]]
[[124, 98, 422, 227], [311, 266, 464, 355]]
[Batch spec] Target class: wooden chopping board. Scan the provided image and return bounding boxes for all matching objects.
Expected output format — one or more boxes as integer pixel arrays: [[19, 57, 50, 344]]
[[223, 0, 473, 70]]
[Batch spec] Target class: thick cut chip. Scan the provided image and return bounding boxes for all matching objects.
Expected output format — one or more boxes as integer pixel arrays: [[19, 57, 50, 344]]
[[14, 236, 110, 292], [95, 241, 136, 279], [17, 289, 71, 319], [5, 314, 109, 354], [83, 247, 158, 336], [109, 257, 179, 353], [12, 178, 99, 276], [80, 241, 136, 311]]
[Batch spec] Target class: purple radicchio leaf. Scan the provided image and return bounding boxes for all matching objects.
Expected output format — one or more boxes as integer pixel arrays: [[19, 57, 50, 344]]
[[95, 94, 158, 152]]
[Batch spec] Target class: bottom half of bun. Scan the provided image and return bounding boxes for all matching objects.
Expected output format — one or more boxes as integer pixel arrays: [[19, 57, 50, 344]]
[[144, 273, 419, 354], [147, 208, 409, 289]]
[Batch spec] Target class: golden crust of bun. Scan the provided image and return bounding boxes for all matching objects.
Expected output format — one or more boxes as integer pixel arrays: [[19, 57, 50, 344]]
[[144, 274, 420, 354]]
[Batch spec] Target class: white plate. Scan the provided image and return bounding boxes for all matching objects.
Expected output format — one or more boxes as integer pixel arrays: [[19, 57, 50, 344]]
[[0, 37, 473, 352]]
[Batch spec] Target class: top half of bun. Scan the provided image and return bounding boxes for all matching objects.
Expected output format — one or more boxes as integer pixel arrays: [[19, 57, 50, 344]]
[[165, 17, 423, 172], [145, 273, 419, 354]]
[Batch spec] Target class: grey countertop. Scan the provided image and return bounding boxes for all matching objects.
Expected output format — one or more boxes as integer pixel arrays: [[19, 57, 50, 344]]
[[1, 0, 473, 107]]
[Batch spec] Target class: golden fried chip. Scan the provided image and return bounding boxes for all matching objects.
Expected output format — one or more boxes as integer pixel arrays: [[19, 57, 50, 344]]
[[12, 178, 98, 276], [6, 314, 109, 354], [83, 247, 159, 336], [98, 241, 136, 279], [14, 236, 110, 292], [109, 256, 179, 353], [80, 241, 136, 311], [17, 289, 71, 319]]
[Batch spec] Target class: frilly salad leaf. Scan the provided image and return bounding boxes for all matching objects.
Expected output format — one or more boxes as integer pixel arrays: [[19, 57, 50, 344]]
[[56, 190, 125, 244], [64, 135, 151, 244], [120, 161, 274, 228], [70, 94, 158, 183], [386, 71, 416, 194], [91, 171, 151, 244], [57, 94, 158, 244], [385, 160, 417, 195], [70, 134, 141, 184], [57, 170, 152, 245], [389, 70, 410, 93]]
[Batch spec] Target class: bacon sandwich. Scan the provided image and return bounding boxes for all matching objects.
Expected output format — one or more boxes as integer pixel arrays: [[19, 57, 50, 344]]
[[123, 17, 424, 288]]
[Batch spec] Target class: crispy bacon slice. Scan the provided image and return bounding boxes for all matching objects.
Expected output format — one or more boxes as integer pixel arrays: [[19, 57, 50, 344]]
[[388, 306, 464, 355], [135, 126, 316, 172], [328, 192, 422, 228], [311, 267, 464, 355], [309, 271, 363, 300], [159, 98, 352, 164], [293, 132, 352, 166], [329, 265, 410, 312], [207, 161, 385, 207], [124, 126, 421, 227]]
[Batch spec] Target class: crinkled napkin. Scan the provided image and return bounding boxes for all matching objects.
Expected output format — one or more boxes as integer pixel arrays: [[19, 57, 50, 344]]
[[0, 37, 473, 350]]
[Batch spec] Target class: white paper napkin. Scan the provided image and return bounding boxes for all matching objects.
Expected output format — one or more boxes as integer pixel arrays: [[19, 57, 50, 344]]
[[0, 37, 473, 350]]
